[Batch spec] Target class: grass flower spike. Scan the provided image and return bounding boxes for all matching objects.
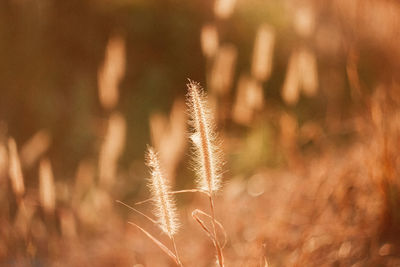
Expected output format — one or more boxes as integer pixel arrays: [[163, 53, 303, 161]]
[[187, 80, 225, 267], [187, 80, 222, 195], [146, 146, 179, 237]]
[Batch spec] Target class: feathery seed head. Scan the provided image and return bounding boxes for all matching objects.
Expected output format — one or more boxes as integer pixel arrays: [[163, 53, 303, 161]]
[[39, 158, 56, 214], [8, 138, 25, 198], [186, 80, 223, 194], [146, 146, 179, 237]]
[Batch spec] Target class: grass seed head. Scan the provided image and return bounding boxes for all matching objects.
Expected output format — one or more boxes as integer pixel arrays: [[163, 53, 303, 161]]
[[39, 158, 56, 214], [186, 80, 223, 195], [8, 138, 25, 198], [146, 146, 179, 237]]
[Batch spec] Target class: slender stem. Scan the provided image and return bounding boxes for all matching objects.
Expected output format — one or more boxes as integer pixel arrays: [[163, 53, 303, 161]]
[[115, 200, 158, 224], [208, 195, 218, 240], [171, 235, 183, 267], [193, 209, 228, 248], [209, 195, 224, 267]]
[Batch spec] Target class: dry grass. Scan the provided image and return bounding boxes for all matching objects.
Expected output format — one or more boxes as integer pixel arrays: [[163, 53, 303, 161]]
[[1, 0, 400, 266], [187, 80, 223, 195], [146, 147, 180, 237], [7, 138, 25, 199], [122, 81, 226, 266]]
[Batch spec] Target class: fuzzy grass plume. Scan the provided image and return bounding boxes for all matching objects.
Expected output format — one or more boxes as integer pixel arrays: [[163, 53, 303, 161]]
[[187, 80, 222, 195], [8, 138, 25, 198], [187, 80, 225, 266], [39, 158, 56, 214], [146, 146, 179, 237]]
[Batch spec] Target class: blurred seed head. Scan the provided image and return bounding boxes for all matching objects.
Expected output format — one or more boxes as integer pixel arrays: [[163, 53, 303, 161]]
[[201, 24, 219, 58], [99, 112, 126, 188], [20, 130, 51, 169], [298, 47, 318, 97], [210, 44, 237, 96], [282, 48, 319, 105], [98, 34, 126, 110], [251, 24, 275, 82], [0, 143, 8, 181], [8, 138, 25, 198], [282, 51, 300, 105], [214, 0, 237, 19], [232, 74, 264, 125], [294, 6, 315, 37], [150, 113, 167, 150], [39, 158, 56, 214]]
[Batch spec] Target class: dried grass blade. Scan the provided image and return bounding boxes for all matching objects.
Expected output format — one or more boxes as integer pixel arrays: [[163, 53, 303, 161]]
[[127, 222, 179, 265], [192, 210, 224, 266], [116, 200, 157, 224], [192, 210, 216, 244], [193, 209, 227, 248]]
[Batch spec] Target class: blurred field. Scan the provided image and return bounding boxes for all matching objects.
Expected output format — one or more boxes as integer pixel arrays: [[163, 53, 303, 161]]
[[1, 0, 400, 266]]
